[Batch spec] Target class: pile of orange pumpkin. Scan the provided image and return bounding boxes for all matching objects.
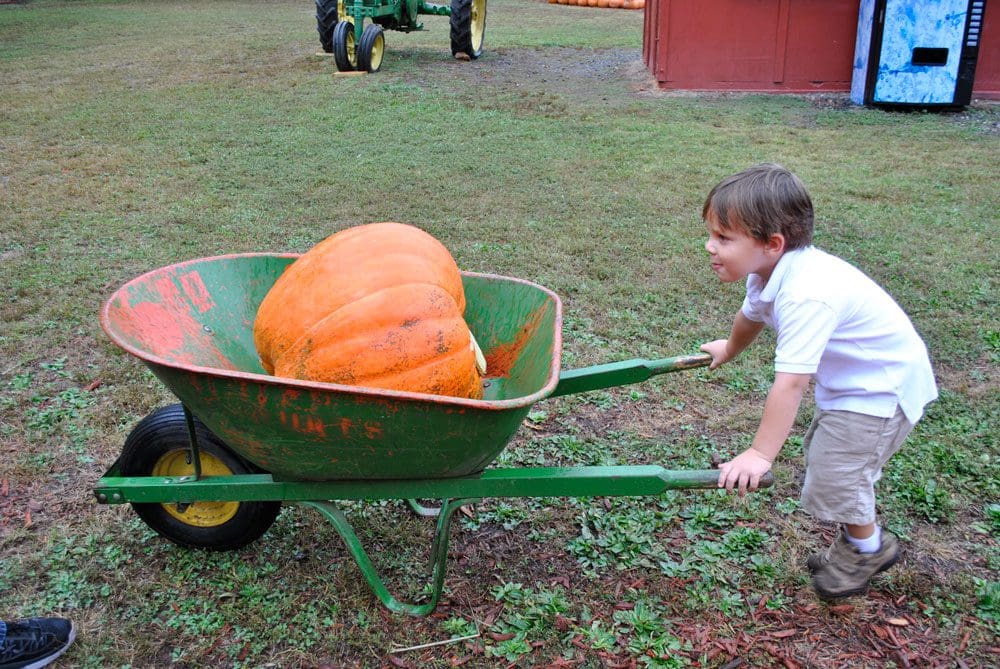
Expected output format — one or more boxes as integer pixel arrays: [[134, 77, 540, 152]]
[[548, 0, 645, 9], [253, 222, 485, 400]]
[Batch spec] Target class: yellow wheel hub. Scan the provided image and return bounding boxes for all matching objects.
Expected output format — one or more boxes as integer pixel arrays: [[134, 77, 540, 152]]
[[152, 450, 239, 527], [370, 33, 385, 71], [471, 0, 486, 52]]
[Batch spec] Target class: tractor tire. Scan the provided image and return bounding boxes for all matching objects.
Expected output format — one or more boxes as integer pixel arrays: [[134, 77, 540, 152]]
[[119, 404, 281, 551], [358, 24, 386, 73], [333, 20, 358, 71], [316, 0, 339, 53], [450, 0, 486, 60]]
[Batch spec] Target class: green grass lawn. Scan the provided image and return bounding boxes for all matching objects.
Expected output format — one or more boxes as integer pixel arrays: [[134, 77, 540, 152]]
[[2, 1, 998, 667]]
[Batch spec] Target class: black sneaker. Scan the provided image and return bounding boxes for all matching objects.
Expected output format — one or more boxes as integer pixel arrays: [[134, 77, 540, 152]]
[[0, 618, 76, 669]]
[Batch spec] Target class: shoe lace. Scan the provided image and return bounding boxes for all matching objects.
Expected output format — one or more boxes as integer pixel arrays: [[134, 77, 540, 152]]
[[0, 626, 54, 661]]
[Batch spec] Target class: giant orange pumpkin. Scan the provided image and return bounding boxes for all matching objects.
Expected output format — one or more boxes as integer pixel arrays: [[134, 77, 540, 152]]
[[253, 222, 483, 399]]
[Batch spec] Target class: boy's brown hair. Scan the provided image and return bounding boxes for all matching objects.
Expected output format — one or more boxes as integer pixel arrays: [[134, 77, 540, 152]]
[[702, 163, 814, 250]]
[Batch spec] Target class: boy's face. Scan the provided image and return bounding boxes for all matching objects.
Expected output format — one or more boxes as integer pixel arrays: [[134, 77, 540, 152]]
[[704, 210, 777, 283]]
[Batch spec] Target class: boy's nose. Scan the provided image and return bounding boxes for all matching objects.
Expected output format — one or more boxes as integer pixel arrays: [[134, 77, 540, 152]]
[[705, 239, 715, 254]]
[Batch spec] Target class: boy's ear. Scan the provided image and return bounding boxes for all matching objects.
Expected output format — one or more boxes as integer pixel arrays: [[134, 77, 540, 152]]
[[765, 233, 786, 255]]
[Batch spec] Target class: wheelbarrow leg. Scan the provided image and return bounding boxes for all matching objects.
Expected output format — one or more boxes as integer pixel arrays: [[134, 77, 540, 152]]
[[181, 404, 202, 480], [406, 498, 441, 518], [302, 498, 478, 616]]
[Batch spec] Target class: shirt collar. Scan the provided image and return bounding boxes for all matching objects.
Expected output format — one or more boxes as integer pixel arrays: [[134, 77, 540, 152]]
[[749, 246, 811, 304]]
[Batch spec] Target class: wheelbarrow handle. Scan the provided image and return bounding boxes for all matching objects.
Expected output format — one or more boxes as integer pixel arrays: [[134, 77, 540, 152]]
[[550, 352, 712, 398]]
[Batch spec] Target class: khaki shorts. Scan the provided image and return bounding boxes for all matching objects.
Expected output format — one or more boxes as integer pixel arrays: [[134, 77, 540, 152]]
[[800, 407, 913, 526]]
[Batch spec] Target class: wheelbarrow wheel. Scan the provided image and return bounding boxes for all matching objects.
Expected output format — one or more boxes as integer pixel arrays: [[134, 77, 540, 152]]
[[315, 0, 339, 53], [357, 24, 385, 73], [333, 20, 358, 72], [450, 0, 486, 60], [119, 404, 281, 551]]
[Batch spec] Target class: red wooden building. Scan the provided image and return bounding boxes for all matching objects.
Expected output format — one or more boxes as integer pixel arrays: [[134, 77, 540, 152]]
[[642, 0, 1000, 100]]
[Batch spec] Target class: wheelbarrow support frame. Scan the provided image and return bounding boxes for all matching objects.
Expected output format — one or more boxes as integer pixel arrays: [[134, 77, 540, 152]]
[[95, 354, 772, 615]]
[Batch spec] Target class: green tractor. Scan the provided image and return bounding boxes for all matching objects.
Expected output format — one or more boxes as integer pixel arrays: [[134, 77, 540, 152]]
[[315, 0, 487, 73]]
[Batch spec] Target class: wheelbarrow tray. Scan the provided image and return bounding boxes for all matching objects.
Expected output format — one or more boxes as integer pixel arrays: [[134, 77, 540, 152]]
[[101, 253, 562, 481]]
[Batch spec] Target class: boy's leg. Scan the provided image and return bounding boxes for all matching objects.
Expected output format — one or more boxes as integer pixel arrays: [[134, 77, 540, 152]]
[[800, 407, 913, 598]]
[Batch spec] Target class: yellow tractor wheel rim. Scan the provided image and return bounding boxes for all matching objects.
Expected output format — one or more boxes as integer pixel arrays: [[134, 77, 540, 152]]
[[370, 32, 385, 71], [347, 31, 358, 67], [471, 0, 486, 52], [152, 450, 240, 527]]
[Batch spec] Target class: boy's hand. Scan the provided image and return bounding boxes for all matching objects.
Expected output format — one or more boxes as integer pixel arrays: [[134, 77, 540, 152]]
[[700, 339, 732, 370], [717, 448, 773, 496]]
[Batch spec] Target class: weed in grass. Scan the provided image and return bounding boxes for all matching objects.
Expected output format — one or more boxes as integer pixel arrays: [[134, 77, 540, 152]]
[[486, 583, 572, 661], [575, 618, 618, 651], [982, 328, 1000, 362], [441, 616, 479, 638], [775, 497, 801, 514], [974, 578, 1000, 634], [614, 602, 691, 668], [461, 500, 530, 531], [566, 497, 680, 576], [986, 504, 1000, 535]]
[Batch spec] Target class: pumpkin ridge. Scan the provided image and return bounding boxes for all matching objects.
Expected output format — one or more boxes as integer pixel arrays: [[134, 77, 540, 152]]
[[275, 339, 476, 390], [358, 346, 481, 395], [287, 315, 473, 372], [266, 280, 462, 367], [272, 283, 477, 385]]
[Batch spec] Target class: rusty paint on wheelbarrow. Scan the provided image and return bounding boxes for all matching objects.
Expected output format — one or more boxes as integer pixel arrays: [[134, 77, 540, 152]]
[[101, 254, 562, 481]]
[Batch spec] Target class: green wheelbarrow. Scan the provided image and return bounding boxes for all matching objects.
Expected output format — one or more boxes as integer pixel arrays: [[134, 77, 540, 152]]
[[97, 253, 769, 615]]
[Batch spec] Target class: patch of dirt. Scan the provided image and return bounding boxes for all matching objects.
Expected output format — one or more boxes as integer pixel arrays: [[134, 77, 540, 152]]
[[401, 46, 660, 103], [403, 46, 1000, 136]]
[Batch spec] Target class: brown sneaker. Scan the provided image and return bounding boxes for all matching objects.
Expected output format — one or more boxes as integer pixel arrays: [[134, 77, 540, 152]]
[[806, 544, 832, 574], [811, 528, 899, 599]]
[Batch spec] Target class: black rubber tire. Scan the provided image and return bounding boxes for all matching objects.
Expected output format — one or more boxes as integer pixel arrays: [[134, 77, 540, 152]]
[[333, 20, 358, 72], [357, 24, 385, 73], [315, 0, 339, 53], [119, 404, 281, 551], [450, 0, 486, 60]]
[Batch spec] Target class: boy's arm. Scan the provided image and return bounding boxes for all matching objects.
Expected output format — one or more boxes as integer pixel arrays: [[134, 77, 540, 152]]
[[718, 371, 811, 495], [700, 311, 764, 369]]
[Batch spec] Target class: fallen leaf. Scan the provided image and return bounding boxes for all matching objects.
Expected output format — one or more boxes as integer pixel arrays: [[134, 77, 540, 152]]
[[84, 379, 102, 391], [887, 617, 910, 627], [828, 604, 854, 615], [771, 629, 797, 638]]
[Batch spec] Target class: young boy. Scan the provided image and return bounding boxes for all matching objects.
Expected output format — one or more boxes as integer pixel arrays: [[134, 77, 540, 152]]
[[698, 163, 937, 599]]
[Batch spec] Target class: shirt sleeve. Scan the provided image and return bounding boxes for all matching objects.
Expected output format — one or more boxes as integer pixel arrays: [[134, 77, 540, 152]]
[[773, 298, 838, 374], [741, 275, 766, 322], [741, 294, 765, 322]]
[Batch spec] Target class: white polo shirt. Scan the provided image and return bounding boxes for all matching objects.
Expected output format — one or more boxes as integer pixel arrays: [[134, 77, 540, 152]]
[[742, 246, 937, 423]]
